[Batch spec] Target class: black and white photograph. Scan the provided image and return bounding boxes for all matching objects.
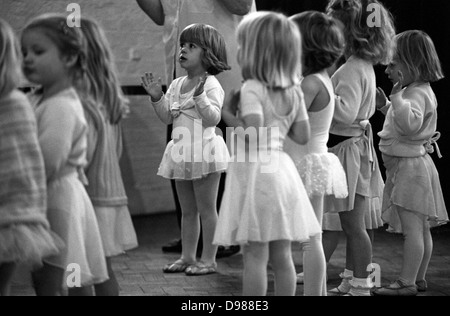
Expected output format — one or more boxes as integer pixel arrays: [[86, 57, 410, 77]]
[[0, 0, 449, 299]]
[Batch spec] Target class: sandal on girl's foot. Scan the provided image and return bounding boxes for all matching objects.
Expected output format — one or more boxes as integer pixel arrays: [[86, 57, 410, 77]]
[[185, 262, 217, 276], [163, 260, 193, 273], [416, 280, 428, 293]]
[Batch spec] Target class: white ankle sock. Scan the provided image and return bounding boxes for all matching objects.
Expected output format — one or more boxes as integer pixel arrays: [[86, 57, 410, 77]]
[[349, 277, 372, 296], [337, 270, 353, 293]]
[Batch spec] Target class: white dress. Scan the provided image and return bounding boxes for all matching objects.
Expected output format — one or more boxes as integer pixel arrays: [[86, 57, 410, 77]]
[[214, 80, 322, 246], [152, 76, 230, 180], [285, 72, 348, 200], [32, 88, 108, 286]]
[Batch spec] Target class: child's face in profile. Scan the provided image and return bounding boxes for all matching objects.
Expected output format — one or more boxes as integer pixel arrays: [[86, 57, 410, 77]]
[[21, 28, 68, 88], [385, 57, 414, 88], [179, 42, 204, 73]]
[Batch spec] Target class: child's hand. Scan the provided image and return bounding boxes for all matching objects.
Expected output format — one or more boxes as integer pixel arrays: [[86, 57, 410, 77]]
[[223, 89, 241, 116], [194, 73, 208, 97], [391, 71, 404, 95], [141, 72, 163, 101], [376, 87, 388, 110]]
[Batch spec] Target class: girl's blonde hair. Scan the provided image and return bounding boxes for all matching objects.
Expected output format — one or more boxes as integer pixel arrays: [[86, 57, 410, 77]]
[[290, 11, 345, 76], [180, 24, 231, 76], [327, 0, 396, 65], [0, 19, 21, 99], [23, 13, 87, 84], [394, 30, 444, 83], [237, 11, 302, 89], [80, 18, 129, 124]]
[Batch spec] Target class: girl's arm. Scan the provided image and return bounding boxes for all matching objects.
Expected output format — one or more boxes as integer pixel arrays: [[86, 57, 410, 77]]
[[136, 0, 165, 25], [37, 102, 80, 181], [390, 91, 426, 136], [288, 88, 310, 145], [151, 94, 174, 125], [376, 87, 391, 115], [301, 75, 321, 112], [142, 73, 174, 125], [332, 68, 362, 125], [217, 0, 253, 16], [222, 85, 264, 144], [194, 76, 223, 127]]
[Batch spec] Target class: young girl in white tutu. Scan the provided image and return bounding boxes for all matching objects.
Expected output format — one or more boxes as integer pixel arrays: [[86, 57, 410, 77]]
[[374, 30, 448, 296], [141, 24, 231, 276], [214, 11, 322, 296], [285, 11, 347, 296]]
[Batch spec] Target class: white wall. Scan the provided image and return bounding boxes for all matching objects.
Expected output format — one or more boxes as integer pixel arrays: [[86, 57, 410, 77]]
[[0, 0, 175, 215], [0, 0, 167, 85]]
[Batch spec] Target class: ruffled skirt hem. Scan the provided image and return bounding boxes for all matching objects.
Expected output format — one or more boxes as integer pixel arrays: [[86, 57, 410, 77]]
[[0, 224, 62, 266], [296, 153, 348, 198], [158, 136, 230, 180], [381, 154, 448, 234]]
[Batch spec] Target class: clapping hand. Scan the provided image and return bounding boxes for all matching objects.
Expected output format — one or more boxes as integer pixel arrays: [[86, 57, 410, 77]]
[[194, 73, 208, 97], [141, 72, 163, 101]]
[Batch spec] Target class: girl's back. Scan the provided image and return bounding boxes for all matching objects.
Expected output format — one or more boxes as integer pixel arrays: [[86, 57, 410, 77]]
[[240, 80, 305, 152]]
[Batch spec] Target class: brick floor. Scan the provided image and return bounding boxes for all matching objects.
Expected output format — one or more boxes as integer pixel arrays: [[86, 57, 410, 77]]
[[10, 213, 450, 296]]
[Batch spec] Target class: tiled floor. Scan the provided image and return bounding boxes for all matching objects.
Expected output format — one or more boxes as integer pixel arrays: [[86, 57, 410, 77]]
[[11, 212, 450, 296]]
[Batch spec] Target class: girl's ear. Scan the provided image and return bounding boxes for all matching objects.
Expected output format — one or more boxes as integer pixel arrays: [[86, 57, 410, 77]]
[[62, 54, 78, 69]]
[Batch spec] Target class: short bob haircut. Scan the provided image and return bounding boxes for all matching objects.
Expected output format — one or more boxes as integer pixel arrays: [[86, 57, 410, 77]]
[[180, 23, 231, 76], [290, 11, 345, 76], [23, 13, 87, 83], [0, 19, 22, 99], [237, 11, 302, 89], [327, 0, 396, 65], [394, 30, 444, 83]]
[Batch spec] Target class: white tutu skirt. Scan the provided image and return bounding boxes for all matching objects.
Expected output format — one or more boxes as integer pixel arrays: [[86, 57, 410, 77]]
[[0, 224, 62, 266], [214, 152, 322, 246], [382, 154, 448, 233], [158, 135, 230, 180], [295, 153, 348, 199], [44, 173, 108, 287], [94, 205, 138, 257]]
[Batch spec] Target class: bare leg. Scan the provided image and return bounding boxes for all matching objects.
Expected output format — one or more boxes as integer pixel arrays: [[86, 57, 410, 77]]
[[193, 173, 220, 265], [94, 257, 119, 296], [398, 208, 427, 285], [0, 263, 17, 296], [302, 196, 327, 296], [68, 285, 94, 296], [269, 240, 296, 296], [339, 195, 372, 279], [243, 242, 269, 296], [176, 180, 200, 265], [322, 230, 341, 263], [32, 263, 65, 296], [417, 221, 433, 283]]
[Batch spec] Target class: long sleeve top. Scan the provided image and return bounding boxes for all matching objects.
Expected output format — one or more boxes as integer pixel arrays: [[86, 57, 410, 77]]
[[31, 88, 88, 183], [0, 90, 48, 227], [83, 99, 128, 207], [151, 75, 224, 142], [330, 56, 377, 137], [378, 82, 439, 157]]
